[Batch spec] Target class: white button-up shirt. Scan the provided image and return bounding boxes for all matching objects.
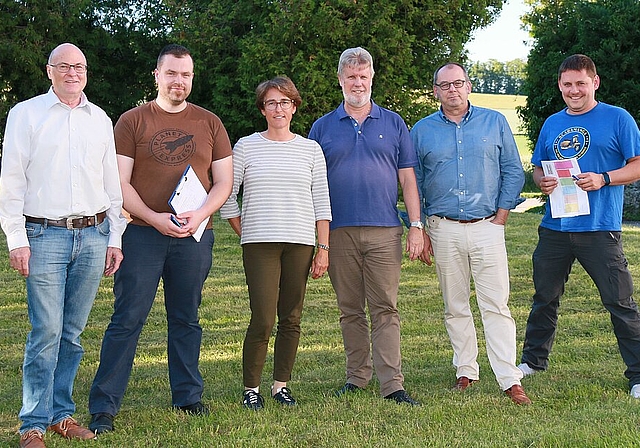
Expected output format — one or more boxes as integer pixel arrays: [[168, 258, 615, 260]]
[[0, 88, 126, 250]]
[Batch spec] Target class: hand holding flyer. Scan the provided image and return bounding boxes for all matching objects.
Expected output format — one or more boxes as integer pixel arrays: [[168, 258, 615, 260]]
[[541, 158, 590, 218]]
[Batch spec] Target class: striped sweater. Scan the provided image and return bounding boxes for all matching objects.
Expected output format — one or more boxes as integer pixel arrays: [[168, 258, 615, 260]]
[[220, 132, 331, 246]]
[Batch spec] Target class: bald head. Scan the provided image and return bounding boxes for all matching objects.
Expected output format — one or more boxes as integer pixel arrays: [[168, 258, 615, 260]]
[[48, 43, 86, 65], [46, 43, 88, 107]]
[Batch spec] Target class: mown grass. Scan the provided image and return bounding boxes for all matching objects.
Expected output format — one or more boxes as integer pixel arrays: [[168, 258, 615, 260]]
[[1, 213, 640, 447]]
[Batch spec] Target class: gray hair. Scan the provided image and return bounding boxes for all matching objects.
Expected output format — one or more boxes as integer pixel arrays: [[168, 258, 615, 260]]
[[337, 47, 375, 77], [433, 62, 470, 86]]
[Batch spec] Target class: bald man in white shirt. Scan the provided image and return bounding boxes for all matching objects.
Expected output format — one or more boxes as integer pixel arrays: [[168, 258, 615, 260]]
[[0, 42, 127, 448]]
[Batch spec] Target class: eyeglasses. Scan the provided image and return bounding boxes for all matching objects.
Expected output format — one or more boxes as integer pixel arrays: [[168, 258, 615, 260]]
[[48, 63, 88, 74], [435, 79, 466, 90], [263, 99, 294, 111]]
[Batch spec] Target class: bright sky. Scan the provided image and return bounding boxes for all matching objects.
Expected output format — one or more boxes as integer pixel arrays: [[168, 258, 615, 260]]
[[465, 0, 532, 62]]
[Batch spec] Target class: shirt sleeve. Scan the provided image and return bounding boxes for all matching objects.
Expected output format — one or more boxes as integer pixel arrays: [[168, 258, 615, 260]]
[[0, 105, 30, 250], [219, 139, 244, 219], [310, 141, 332, 222], [100, 112, 127, 248], [497, 115, 525, 210]]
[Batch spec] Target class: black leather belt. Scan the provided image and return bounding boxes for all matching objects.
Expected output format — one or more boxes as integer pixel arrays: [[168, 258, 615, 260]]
[[25, 212, 106, 229], [436, 214, 495, 224]]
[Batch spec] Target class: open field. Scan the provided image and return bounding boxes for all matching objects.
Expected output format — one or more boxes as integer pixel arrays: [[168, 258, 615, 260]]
[[2, 213, 640, 447], [469, 92, 527, 136]]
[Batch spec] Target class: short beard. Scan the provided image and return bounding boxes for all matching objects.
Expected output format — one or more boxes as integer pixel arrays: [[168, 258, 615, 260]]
[[343, 92, 371, 109]]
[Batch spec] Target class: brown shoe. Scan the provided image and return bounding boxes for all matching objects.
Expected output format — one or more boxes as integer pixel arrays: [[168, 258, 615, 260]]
[[48, 417, 96, 440], [19, 429, 45, 448], [505, 384, 532, 405], [452, 376, 476, 391]]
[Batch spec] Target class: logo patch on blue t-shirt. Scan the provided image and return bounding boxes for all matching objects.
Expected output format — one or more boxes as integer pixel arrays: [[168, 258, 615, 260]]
[[553, 127, 590, 159]]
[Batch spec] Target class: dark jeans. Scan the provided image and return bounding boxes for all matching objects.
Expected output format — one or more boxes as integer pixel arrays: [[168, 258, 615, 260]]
[[241, 243, 314, 388], [89, 225, 214, 416], [521, 226, 640, 387]]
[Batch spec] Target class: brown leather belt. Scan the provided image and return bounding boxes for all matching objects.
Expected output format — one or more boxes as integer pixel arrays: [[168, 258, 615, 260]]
[[25, 212, 106, 229], [437, 214, 495, 224]]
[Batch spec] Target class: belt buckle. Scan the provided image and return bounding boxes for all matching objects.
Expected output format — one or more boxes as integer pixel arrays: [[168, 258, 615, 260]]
[[66, 218, 75, 230]]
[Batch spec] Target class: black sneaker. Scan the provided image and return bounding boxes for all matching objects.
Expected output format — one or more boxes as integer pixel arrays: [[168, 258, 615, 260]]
[[242, 390, 265, 410], [334, 382, 362, 397], [384, 389, 421, 406], [89, 413, 114, 435], [175, 401, 210, 415], [272, 386, 296, 406]]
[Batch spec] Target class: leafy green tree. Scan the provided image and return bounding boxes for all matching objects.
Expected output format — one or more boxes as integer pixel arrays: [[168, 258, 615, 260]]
[[170, 0, 505, 142], [0, 0, 169, 146], [519, 0, 640, 219], [519, 0, 640, 145], [1, 0, 509, 147]]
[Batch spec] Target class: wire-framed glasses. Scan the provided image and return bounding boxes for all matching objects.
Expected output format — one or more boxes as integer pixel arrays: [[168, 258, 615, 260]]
[[48, 63, 88, 74]]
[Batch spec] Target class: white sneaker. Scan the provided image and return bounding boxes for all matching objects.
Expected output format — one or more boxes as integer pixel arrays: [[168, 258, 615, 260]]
[[518, 363, 538, 377], [630, 384, 640, 398]]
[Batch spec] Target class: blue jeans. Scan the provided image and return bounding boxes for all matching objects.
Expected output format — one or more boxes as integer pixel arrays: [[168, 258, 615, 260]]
[[522, 227, 640, 387], [20, 221, 109, 433], [89, 224, 213, 416]]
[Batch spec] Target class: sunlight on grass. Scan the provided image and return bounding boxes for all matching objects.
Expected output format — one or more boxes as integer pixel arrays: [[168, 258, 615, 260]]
[[2, 212, 640, 447]]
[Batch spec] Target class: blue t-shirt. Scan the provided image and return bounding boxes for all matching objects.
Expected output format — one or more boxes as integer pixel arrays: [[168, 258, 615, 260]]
[[532, 102, 640, 232], [308, 101, 417, 230]]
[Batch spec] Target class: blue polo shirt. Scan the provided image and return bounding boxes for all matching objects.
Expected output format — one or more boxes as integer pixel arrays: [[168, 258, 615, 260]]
[[308, 101, 417, 230]]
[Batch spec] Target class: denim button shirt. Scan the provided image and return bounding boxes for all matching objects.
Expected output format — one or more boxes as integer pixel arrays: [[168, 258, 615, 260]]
[[411, 104, 524, 221]]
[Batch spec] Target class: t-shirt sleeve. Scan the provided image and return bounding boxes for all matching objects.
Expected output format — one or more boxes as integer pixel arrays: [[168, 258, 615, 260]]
[[114, 110, 137, 158], [211, 116, 233, 161]]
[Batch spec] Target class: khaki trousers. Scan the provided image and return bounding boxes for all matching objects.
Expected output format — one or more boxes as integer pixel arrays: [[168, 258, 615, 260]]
[[428, 216, 523, 391], [328, 226, 405, 397]]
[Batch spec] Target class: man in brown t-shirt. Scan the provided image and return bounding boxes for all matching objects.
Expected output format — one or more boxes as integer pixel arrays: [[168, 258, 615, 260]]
[[88, 44, 233, 434]]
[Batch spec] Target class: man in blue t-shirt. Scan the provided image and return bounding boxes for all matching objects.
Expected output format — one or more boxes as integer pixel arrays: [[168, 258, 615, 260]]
[[308, 47, 424, 405], [519, 54, 640, 399]]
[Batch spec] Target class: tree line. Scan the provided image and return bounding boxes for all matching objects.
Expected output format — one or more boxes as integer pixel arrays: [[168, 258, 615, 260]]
[[468, 59, 526, 95], [0, 0, 505, 145], [3, 1, 640, 177]]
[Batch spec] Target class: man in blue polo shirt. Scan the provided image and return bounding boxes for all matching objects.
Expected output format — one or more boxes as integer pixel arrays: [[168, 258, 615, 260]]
[[308, 47, 424, 405]]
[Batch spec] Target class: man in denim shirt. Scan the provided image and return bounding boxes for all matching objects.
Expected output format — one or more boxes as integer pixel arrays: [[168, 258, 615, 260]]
[[411, 62, 530, 405]]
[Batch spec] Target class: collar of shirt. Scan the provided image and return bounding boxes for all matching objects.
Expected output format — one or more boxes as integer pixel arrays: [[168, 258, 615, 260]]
[[437, 101, 473, 124], [337, 100, 381, 121], [45, 87, 91, 114]]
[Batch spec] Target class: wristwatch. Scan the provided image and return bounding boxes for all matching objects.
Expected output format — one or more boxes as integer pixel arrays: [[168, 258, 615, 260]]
[[409, 221, 424, 230], [601, 172, 611, 186]]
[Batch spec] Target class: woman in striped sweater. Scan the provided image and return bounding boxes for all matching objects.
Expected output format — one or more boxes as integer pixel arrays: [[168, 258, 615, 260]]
[[220, 76, 331, 410]]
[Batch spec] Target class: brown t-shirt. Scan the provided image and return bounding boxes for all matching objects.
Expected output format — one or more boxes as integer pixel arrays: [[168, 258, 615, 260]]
[[115, 101, 232, 227]]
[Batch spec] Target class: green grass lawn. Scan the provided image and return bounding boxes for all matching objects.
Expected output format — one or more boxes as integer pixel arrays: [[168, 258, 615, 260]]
[[2, 213, 640, 447]]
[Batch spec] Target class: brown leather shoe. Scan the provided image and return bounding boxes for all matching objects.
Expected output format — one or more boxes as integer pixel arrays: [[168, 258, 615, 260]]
[[452, 376, 476, 391], [505, 384, 532, 405], [48, 417, 96, 440], [19, 430, 46, 448]]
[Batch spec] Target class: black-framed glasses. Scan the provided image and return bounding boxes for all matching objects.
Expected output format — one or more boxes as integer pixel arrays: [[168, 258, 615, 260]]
[[263, 99, 294, 111], [435, 79, 465, 90], [48, 63, 88, 74]]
